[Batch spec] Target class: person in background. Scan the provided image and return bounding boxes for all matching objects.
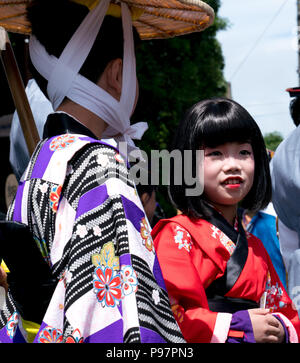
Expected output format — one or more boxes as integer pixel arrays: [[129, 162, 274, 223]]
[[271, 87, 300, 316], [241, 149, 287, 289], [136, 183, 157, 227], [9, 79, 53, 181]]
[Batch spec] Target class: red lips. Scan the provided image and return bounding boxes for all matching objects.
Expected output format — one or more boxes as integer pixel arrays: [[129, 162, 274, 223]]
[[222, 177, 243, 189]]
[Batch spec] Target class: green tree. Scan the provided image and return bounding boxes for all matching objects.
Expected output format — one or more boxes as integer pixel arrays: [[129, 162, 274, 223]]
[[133, 0, 227, 154], [264, 131, 283, 151]]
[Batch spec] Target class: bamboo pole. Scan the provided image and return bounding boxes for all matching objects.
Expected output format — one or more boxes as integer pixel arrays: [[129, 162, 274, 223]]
[[0, 26, 39, 156]]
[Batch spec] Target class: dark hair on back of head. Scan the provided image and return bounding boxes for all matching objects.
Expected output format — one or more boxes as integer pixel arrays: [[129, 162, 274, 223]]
[[289, 97, 300, 127], [26, 0, 140, 98], [169, 97, 272, 219]]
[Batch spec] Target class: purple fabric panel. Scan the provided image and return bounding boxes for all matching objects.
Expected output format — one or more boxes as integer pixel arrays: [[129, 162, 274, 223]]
[[30, 139, 54, 179], [0, 326, 26, 343], [153, 255, 167, 290], [0, 327, 11, 343], [226, 310, 255, 343], [12, 181, 25, 223], [33, 321, 47, 343], [121, 195, 144, 232], [119, 253, 132, 267], [140, 326, 166, 343], [120, 197, 167, 291], [76, 184, 108, 219], [84, 319, 123, 343], [273, 314, 289, 343], [30, 136, 98, 180]]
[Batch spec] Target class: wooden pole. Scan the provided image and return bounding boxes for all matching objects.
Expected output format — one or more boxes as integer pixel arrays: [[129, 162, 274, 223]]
[[0, 27, 39, 156]]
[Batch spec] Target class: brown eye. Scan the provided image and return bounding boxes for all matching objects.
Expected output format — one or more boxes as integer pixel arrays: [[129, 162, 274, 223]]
[[240, 150, 251, 155]]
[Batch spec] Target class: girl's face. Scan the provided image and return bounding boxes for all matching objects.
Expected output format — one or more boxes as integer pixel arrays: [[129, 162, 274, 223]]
[[203, 142, 255, 210]]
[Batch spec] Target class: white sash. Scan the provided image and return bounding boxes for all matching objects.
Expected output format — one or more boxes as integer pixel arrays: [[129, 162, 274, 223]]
[[29, 0, 148, 151]]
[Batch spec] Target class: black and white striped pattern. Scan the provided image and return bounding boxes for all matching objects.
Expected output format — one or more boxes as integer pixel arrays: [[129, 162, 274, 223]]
[[65, 144, 134, 209], [0, 291, 18, 329], [4, 139, 185, 343], [132, 255, 185, 343]]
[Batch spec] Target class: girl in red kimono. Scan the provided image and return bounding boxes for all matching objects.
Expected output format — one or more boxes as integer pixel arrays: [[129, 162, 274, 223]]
[[152, 98, 300, 343]]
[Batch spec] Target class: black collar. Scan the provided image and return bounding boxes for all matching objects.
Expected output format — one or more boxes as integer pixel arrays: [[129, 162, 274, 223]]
[[43, 112, 99, 140], [205, 203, 249, 297]]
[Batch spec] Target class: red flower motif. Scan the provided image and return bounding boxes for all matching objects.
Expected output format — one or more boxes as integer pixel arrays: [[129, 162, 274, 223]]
[[50, 185, 62, 213], [50, 134, 77, 151], [93, 266, 122, 307], [38, 326, 63, 343], [65, 329, 84, 343]]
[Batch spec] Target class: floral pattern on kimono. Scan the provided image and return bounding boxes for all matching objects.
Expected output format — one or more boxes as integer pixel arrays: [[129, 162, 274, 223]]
[[264, 271, 288, 311], [0, 123, 184, 344], [152, 214, 300, 343], [92, 242, 138, 307]]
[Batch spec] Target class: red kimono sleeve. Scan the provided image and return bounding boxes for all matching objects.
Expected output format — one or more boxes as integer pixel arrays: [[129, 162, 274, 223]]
[[153, 222, 232, 343]]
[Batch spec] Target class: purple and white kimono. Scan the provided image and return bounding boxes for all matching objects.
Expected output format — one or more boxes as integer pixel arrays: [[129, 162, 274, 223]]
[[0, 113, 184, 343]]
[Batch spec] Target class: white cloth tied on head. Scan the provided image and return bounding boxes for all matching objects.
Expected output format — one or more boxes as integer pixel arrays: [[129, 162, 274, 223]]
[[29, 0, 148, 151]]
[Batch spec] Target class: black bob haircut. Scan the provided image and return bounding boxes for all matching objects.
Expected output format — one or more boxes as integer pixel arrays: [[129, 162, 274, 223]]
[[26, 0, 140, 99], [169, 97, 272, 219]]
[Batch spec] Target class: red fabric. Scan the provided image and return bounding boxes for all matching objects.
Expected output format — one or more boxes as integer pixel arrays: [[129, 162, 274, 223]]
[[152, 215, 300, 343], [228, 330, 244, 338]]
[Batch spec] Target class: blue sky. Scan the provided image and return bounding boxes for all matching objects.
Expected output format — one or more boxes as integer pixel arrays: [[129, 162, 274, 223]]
[[217, 0, 298, 139]]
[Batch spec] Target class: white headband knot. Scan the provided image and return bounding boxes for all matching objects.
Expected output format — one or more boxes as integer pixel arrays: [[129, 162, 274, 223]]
[[29, 0, 148, 151]]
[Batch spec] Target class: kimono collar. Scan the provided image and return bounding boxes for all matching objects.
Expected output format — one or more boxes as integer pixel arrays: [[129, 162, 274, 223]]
[[204, 201, 239, 231], [43, 112, 98, 140], [202, 204, 249, 297]]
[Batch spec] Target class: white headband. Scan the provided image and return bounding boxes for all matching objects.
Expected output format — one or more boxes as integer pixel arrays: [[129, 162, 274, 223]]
[[29, 0, 148, 150]]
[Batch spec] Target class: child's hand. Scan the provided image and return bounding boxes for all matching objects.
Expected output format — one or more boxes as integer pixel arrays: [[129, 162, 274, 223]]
[[0, 266, 8, 293], [248, 308, 285, 343]]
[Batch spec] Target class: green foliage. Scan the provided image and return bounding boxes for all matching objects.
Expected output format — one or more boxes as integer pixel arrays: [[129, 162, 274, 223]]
[[264, 131, 283, 151], [131, 1, 228, 217], [133, 0, 227, 155]]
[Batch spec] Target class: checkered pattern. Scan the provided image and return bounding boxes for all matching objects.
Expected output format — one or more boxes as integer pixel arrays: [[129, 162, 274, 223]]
[[1, 135, 184, 343]]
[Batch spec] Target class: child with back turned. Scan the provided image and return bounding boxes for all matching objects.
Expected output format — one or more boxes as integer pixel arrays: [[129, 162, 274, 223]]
[[152, 98, 300, 343]]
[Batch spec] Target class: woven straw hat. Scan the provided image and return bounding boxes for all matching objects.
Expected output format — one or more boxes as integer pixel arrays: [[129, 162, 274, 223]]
[[0, 0, 214, 39]]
